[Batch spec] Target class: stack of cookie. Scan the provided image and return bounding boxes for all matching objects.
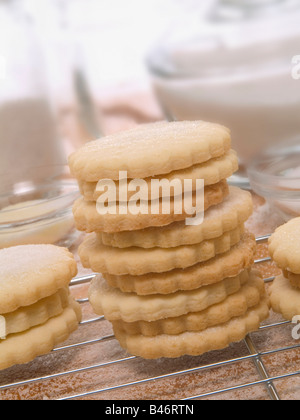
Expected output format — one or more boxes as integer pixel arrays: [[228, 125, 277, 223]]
[[69, 120, 269, 359], [269, 217, 300, 320], [0, 244, 82, 370]]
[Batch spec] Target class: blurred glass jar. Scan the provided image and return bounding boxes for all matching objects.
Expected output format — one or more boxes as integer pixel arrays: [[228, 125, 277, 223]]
[[147, 0, 300, 185], [0, 0, 66, 188]]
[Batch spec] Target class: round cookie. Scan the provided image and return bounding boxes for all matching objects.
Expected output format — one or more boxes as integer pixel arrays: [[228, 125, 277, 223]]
[[0, 299, 82, 371], [0, 245, 78, 314], [68, 120, 231, 181], [100, 186, 253, 249], [78, 150, 238, 202], [112, 271, 266, 336], [283, 270, 300, 289], [102, 232, 257, 295], [113, 297, 270, 359], [88, 269, 250, 323], [79, 224, 245, 276], [268, 217, 300, 274], [72, 180, 229, 233], [3, 288, 70, 336], [269, 274, 300, 320]]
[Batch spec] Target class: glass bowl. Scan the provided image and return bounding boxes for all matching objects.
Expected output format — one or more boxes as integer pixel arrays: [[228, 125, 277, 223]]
[[146, 1, 300, 187], [248, 141, 300, 221], [0, 165, 81, 249]]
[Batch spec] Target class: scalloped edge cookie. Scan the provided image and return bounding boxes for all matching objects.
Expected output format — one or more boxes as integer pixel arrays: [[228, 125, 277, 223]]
[[78, 150, 238, 202], [88, 269, 250, 323], [268, 217, 300, 274], [269, 274, 300, 320], [283, 270, 300, 289], [100, 186, 252, 249], [73, 180, 229, 233], [103, 232, 256, 295], [79, 224, 245, 276], [4, 288, 70, 336], [112, 271, 266, 336], [0, 298, 82, 371], [69, 120, 231, 181], [113, 296, 270, 359], [0, 245, 78, 315]]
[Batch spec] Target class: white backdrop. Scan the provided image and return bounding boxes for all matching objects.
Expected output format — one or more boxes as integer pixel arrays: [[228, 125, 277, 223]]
[[19, 0, 212, 101]]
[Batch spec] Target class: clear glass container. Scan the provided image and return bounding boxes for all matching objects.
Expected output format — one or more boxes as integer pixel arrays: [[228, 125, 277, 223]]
[[147, 0, 300, 186], [0, 0, 66, 189], [0, 0, 79, 248], [0, 164, 80, 249], [248, 138, 300, 221]]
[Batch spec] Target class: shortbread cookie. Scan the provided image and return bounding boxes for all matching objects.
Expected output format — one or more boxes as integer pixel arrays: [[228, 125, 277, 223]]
[[88, 269, 250, 323], [100, 186, 253, 249], [0, 245, 78, 314], [269, 274, 300, 320], [3, 288, 70, 336], [79, 224, 245, 276], [283, 270, 300, 289], [268, 217, 300, 274], [112, 271, 266, 336], [113, 297, 270, 359], [78, 150, 238, 202], [73, 180, 229, 233], [103, 232, 256, 295], [0, 299, 82, 371], [69, 120, 231, 181]]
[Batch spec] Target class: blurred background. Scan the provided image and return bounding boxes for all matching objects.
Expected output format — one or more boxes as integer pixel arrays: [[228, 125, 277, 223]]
[[1, 0, 300, 248], [1, 0, 300, 172]]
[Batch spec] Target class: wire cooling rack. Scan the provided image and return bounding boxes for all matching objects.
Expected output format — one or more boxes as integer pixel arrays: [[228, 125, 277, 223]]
[[0, 234, 300, 400]]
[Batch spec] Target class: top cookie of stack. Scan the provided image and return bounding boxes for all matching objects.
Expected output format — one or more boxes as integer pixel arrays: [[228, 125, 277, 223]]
[[69, 120, 232, 184], [69, 120, 236, 232]]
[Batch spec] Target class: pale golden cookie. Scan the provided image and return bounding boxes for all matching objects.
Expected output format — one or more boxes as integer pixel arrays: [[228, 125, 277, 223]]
[[78, 150, 238, 202], [100, 186, 253, 249], [103, 232, 256, 295], [268, 217, 300, 274], [0, 245, 78, 315], [69, 120, 231, 181], [269, 274, 300, 320], [112, 271, 266, 336], [73, 180, 229, 233], [3, 288, 70, 337], [88, 269, 250, 323], [283, 270, 300, 289], [79, 224, 244, 276], [113, 297, 270, 359], [0, 299, 82, 371]]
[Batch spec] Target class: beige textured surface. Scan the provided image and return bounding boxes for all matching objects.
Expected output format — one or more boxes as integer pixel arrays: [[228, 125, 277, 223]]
[[0, 245, 78, 315], [78, 150, 238, 201], [0, 299, 82, 371], [68, 120, 231, 181], [112, 271, 266, 336], [113, 296, 270, 359], [79, 224, 245, 276], [3, 288, 70, 336], [283, 270, 300, 288], [88, 269, 250, 323], [100, 186, 253, 249], [269, 274, 300, 321], [268, 217, 300, 274], [73, 180, 229, 233], [103, 232, 256, 295]]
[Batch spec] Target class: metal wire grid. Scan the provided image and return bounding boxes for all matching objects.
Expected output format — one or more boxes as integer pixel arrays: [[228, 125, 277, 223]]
[[1, 234, 299, 400]]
